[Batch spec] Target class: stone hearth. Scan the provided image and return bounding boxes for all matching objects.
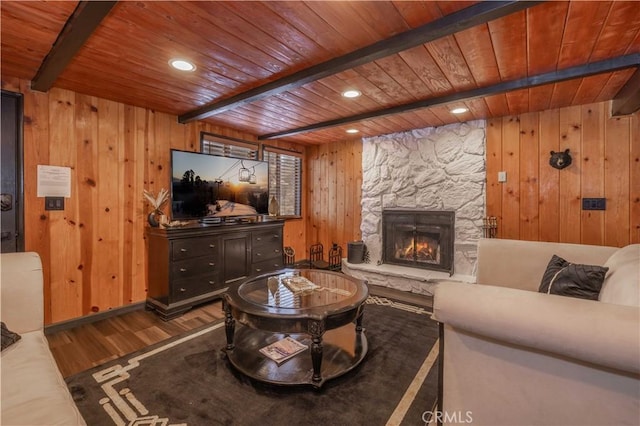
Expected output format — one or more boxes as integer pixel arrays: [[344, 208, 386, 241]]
[[344, 120, 485, 295], [342, 261, 473, 296]]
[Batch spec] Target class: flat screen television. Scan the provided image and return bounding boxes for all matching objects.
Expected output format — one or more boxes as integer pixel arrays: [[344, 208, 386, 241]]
[[170, 149, 269, 220]]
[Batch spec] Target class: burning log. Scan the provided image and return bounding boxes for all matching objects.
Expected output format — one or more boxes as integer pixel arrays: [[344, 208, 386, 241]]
[[395, 240, 438, 262]]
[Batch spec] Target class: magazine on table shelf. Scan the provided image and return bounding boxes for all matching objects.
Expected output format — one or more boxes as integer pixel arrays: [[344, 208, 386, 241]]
[[259, 336, 309, 365]]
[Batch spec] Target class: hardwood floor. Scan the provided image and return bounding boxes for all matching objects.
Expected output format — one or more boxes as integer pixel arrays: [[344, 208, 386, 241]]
[[47, 285, 432, 379], [47, 301, 225, 378]]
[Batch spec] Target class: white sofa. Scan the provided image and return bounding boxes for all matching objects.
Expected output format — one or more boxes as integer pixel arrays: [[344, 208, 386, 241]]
[[1, 252, 86, 425], [432, 239, 640, 426]]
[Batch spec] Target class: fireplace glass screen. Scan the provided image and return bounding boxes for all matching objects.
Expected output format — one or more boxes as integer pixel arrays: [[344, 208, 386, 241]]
[[392, 230, 441, 265], [382, 210, 454, 275]]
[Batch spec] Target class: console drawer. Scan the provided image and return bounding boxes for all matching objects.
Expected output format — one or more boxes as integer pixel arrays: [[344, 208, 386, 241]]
[[252, 230, 282, 248], [252, 244, 282, 263], [171, 274, 221, 302], [171, 257, 219, 279], [252, 258, 283, 275], [172, 237, 219, 261]]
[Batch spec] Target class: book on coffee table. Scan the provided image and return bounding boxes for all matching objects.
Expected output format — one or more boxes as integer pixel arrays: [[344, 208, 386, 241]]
[[259, 336, 308, 365], [281, 276, 319, 294]]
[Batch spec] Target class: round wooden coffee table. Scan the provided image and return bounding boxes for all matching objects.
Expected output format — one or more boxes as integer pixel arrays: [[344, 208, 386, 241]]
[[222, 269, 369, 388]]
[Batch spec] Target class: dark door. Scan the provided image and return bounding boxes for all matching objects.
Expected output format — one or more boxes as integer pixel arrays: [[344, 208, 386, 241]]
[[1, 91, 24, 253], [221, 233, 250, 285]]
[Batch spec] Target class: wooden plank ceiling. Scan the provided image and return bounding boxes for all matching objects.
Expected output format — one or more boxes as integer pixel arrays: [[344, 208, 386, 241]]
[[2, 1, 639, 145]]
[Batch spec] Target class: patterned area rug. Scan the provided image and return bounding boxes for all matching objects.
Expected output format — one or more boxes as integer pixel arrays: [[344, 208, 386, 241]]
[[66, 296, 439, 426]]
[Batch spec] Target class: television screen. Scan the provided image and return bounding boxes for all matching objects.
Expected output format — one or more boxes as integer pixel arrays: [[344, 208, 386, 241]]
[[170, 149, 269, 220]]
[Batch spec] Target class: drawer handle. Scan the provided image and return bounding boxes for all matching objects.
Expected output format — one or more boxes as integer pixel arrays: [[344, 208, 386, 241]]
[[209, 262, 215, 266], [274, 249, 280, 253], [256, 237, 262, 241], [255, 268, 262, 272], [180, 248, 188, 252], [180, 268, 187, 272], [273, 234, 280, 238], [256, 253, 262, 257], [209, 280, 215, 285], [180, 288, 186, 292], [209, 244, 215, 248]]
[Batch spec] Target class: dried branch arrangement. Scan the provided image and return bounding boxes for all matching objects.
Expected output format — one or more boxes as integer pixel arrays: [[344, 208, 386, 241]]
[[143, 188, 169, 212]]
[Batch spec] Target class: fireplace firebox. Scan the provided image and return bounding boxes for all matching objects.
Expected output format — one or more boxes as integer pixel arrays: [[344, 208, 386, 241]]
[[382, 209, 455, 275]]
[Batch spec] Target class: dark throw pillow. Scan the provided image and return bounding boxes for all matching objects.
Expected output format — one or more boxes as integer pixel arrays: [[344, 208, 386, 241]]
[[538, 254, 609, 300], [1, 321, 21, 351]]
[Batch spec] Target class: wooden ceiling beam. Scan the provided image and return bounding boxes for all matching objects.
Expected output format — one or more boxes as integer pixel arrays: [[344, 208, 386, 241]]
[[611, 68, 640, 116], [259, 54, 640, 140], [31, 1, 117, 92], [178, 0, 543, 124]]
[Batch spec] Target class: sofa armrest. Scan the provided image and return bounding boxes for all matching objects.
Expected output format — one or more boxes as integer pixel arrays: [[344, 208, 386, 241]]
[[432, 282, 640, 374], [476, 238, 618, 291], [0, 252, 44, 333]]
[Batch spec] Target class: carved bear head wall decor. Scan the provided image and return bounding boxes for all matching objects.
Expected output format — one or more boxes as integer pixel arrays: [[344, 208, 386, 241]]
[[549, 149, 572, 170]]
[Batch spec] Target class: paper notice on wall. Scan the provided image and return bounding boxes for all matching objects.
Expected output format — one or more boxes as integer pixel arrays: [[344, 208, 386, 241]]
[[37, 165, 71, 198]]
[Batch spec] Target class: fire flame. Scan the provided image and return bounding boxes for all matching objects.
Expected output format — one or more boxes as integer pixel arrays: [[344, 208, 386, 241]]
[[396, 238, 438, 263]]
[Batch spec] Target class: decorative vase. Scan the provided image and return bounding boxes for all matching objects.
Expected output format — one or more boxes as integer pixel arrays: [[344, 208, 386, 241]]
[[268, 196, 279, 217], [147, 210, 161, 227]]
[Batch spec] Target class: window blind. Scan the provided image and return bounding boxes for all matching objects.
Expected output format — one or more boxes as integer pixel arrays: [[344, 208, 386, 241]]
[[265, 149, 302, 217], [201, 133, 259, 160]]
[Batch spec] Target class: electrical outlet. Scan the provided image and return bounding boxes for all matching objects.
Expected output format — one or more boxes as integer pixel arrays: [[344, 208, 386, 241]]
[[498, 171, 507, 183], [582, 198, 606, 210]]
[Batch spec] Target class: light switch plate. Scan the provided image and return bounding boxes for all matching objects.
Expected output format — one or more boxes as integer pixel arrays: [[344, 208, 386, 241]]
[[498, 171, 507, 182], [45, 197, 64, 210]]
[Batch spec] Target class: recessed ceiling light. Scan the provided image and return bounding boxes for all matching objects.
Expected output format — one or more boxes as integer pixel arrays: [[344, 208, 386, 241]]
[[451, 107, 468, 114], [346, 129, 359, 134], [342, 90, 361, 98], [169, 59, 196, 72]]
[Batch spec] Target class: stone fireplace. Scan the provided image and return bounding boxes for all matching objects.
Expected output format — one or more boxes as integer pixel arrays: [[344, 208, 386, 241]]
[[382, 209, 454, 275], [343, 120, 486, 295]]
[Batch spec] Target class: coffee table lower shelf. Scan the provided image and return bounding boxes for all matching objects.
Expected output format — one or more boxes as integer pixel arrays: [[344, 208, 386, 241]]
[[225, 325, 368, 388]]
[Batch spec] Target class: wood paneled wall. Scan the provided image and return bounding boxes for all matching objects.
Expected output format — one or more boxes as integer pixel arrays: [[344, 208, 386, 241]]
[[2, 78, 306, 324], [7, 76, 635, 326], [305, 140, 363, 257], [486, 102, 640, 246]]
